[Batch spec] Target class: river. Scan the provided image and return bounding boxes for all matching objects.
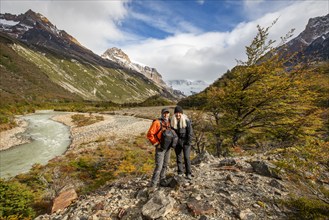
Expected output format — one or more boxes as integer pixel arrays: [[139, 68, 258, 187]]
[[0, 110, 71, 179]]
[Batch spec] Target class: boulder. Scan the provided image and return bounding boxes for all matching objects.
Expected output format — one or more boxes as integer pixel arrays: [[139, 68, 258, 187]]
[[51, 188, 78, 214], [142, 191, 175, 219], [249, 161, 281, 179], [187, 198, 216, 217], [191, 151, 215, 165], [159, 176, 180, 188], [239, 208, 256, 220]]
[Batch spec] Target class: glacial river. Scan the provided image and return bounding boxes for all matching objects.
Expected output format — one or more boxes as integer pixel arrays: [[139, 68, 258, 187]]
[[0, 110, 71, 179]]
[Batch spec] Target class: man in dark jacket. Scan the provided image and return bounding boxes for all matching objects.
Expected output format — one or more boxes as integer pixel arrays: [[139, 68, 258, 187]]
[[171, 106, 193, 179]]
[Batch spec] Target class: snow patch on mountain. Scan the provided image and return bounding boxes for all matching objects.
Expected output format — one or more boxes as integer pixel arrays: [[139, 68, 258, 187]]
[[0, 19, 19, 26]]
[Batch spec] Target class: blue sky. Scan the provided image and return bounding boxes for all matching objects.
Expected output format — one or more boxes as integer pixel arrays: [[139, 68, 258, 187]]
[[1, 0, 328, 83], [121, 1, 244, 38]]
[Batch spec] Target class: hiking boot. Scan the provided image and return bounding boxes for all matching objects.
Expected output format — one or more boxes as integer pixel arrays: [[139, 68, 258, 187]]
[[148, 182, 157, 188], [160, 178, 168, 187], [177, 173, 184, 177], [186, 174, 192, 180]]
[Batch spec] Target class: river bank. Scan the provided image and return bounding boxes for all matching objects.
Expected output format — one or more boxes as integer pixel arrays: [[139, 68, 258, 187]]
[[0, 111, 153, 153], [0, 118, 30, 151], [52, 112, 152, 153]]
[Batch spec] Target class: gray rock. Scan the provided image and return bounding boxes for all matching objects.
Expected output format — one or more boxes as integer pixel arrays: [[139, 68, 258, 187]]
[[142, 191, 175, 219], [191, 151, 215, 165], [187, 197, 216, 217], [239, 208, 256, 220], [249, 161, 281, 179], [135, 188, 149, 201], [269, 179, 284, 190], [219, 158, 237, 166]]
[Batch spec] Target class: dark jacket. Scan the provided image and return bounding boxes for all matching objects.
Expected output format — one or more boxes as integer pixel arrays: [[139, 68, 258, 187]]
[[173, 118, 193, 146]]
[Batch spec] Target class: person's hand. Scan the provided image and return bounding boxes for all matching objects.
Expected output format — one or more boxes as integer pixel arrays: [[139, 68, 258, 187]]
[[153, 143, 160, 148]]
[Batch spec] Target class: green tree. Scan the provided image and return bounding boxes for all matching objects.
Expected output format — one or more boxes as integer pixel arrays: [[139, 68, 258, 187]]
[[205, 23, 322, 152]]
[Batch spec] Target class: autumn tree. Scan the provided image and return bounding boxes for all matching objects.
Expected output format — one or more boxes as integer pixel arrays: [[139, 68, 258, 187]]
[[189, 109, 215, 154], [205, 23, 322, 152]]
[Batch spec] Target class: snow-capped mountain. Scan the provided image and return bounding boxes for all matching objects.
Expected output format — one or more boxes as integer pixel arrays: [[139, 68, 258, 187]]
[[166, 80, 209, 96], [0, 9, 116, 67], [102, 47, 169, 89]]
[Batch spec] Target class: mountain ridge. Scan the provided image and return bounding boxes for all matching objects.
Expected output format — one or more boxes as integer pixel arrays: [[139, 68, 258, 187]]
[[102, 47, 168, 89], [284, 13, 329, 61], [0, 10, 179, 104], [167, 79, 209, 96]]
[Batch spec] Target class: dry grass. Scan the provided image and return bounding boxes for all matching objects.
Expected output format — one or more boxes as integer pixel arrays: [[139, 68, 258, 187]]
[[71, 114, 104, 127]]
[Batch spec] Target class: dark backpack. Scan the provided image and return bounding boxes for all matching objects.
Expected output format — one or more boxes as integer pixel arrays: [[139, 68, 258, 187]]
[[154, 119, 178, 150]]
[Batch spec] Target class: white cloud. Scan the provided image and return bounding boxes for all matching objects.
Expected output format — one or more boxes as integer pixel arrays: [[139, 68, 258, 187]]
[[124, 0, 328, 83], [1, 0, 129, 54], [1, 0, 328, 83]]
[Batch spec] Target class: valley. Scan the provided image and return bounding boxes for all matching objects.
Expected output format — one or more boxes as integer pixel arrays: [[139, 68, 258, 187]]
[[0, 8, 328, 220]]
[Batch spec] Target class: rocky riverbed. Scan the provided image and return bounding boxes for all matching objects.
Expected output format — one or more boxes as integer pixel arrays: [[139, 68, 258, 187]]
[[0, 111, 152, 153], [52, 112, 152, 153]]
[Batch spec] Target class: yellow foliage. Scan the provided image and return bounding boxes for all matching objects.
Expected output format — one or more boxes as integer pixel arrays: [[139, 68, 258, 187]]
[[114, 160, 136, 177], [257, 201, 266, 208]]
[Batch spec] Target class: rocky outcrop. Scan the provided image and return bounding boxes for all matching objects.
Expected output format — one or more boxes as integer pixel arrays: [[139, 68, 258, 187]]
[[101, 47, 185, 100], [35, 154, 291, 219], [284, 13, 329, 61], [102, 47, 169, 89], [51, 188, 78, 214], [142, 191, 175, 219]]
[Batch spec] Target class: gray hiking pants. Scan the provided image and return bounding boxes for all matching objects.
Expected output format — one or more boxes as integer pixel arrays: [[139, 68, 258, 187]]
[[175, 143, 192, 176], [151, 147, 171, 185]]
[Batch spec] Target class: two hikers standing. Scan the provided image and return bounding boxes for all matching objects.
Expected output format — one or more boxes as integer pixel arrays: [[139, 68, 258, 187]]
[[147, 106, 193, 187]]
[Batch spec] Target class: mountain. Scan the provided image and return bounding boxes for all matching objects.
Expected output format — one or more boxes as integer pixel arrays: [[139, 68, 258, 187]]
[[284, 13, 329, 61], [0, 10, 177, 104], [102, 48, 167, 89], [0, 33, 82, 104], [167, 80, 209, 96], [102, 47, 185, 99], [0, 9, 113, 68]]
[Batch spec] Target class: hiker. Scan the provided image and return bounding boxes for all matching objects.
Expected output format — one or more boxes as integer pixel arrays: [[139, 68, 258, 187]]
[[147, 107, 177, 187], [171, 105, 193, 179]]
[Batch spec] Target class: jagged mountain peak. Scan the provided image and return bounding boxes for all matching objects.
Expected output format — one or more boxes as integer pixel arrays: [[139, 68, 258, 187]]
[[281, 13, 329, 62], [0, 9, 83, 48], [102, 47, 172, 91], [23, 9, 46, 21], [103, 47, 131, 63], [297, 13, 329, 45], [104, 47, 131, 62]]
